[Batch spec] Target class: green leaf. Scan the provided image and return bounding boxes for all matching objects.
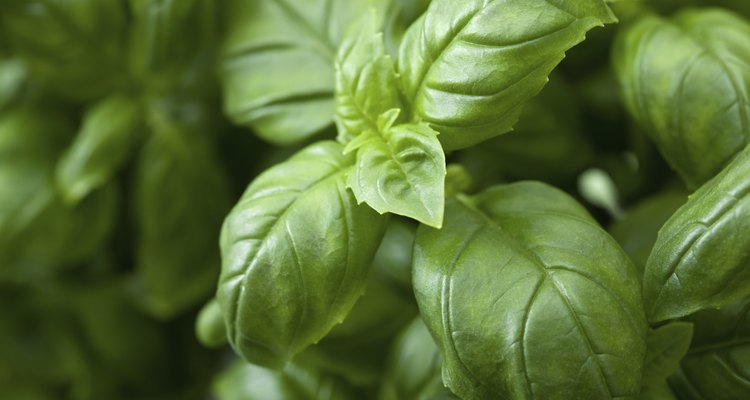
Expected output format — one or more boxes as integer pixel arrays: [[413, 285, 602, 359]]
[[196, 299, 228, 349], [398, 0, 616, 150], [0, 107, 116, 276], [132, 111, 232, 318], [613, 9, 750, 188], [221, 0, 391, 145], [642, 322, 693, 387], [413, 182, 647, 400], [0, 0, 128, 99], [348, 120, 446, 227], [609, 189, 687, 275], [644, 146, 750, 323], [455, 75, 594, 187], [669, 299, 750, 400], [334, 9, 404, 143], [56, 94, 144, 204], [218, 141, 387, 368], [128, 0, 217, 82], [378, 318, 458, 400], [296, 218, 418, 386], [213, 360, 358, 400]]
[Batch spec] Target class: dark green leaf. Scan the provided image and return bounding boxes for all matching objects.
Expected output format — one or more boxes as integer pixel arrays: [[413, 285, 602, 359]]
[[379, 318, 458, 400], [56, 94, 144, 204], [218, 141, 387, 368], [613, 9, 750, 188], [609, 189, 687, 275], [644, 147, 750, 322], [642, 322, 693, 387], [0, 107, 116, 276], [413, 182, 646, 400], [669, 299, 750, 400], [398, 0, 616, 150], [0, 0, 128, 99], [132, 111, 232, 318]]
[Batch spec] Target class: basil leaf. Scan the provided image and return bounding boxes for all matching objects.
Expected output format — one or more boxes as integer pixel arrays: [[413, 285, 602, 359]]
[[0, 107, 116, 276], [296, 218, 418, 385], [669, 299, 750, 400], [413, 182, 646, 400], [213, 360, 358, 400], [609, 189, 687, 275], [613, 9, 750, 188], [642, 322, 694, 387], [221, 0, 390, 145], [218, 141, 387, 368], [0, 58, 25, 112], [347, 119, 446, 227], [336, 14, 446, 227], [335, 10, 404, 143], [398, 0, 616, 150], [56, 95, 144, 204], [196, 298, 227, 349], [644, 146, 750, 322], [456, 75, 593, 187], [379, 318, 458, 400], [132, 112, 232, 318], [128, 0, 217, 86], [0, 0, 128, 99]]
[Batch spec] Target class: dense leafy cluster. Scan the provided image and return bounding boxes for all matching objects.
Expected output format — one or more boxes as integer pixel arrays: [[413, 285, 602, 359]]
[[2, 0, 750, 399]]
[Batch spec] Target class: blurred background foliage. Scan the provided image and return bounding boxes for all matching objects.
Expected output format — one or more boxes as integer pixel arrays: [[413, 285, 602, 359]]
[[0, 0, 747, 399]]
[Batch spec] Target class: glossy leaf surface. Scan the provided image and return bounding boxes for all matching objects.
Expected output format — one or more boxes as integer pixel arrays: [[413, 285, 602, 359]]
[[644, 147, 750, 322], [297, 218, 418, 385], [399, 0, 616, 150], [413, 182, 646, 400], [218, 141, 387, 367], [613, 9, 750, 188]]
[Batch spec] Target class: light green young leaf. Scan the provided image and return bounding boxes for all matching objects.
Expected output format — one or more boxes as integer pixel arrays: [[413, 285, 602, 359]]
[[335, 9, 404, 143], [613, 9, 750, 188], [218, 141, 387, 368], [347, 120, 446, 228], [132, 112, 232, 319], [221, 0, 391, 145], [413, 182, 647, 400], [56, 95, 143, 204], [642, 322, 693, 387], [644, 146, 750, 323], [398, 0, 616, 150], [669, 299, 750, 400]]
